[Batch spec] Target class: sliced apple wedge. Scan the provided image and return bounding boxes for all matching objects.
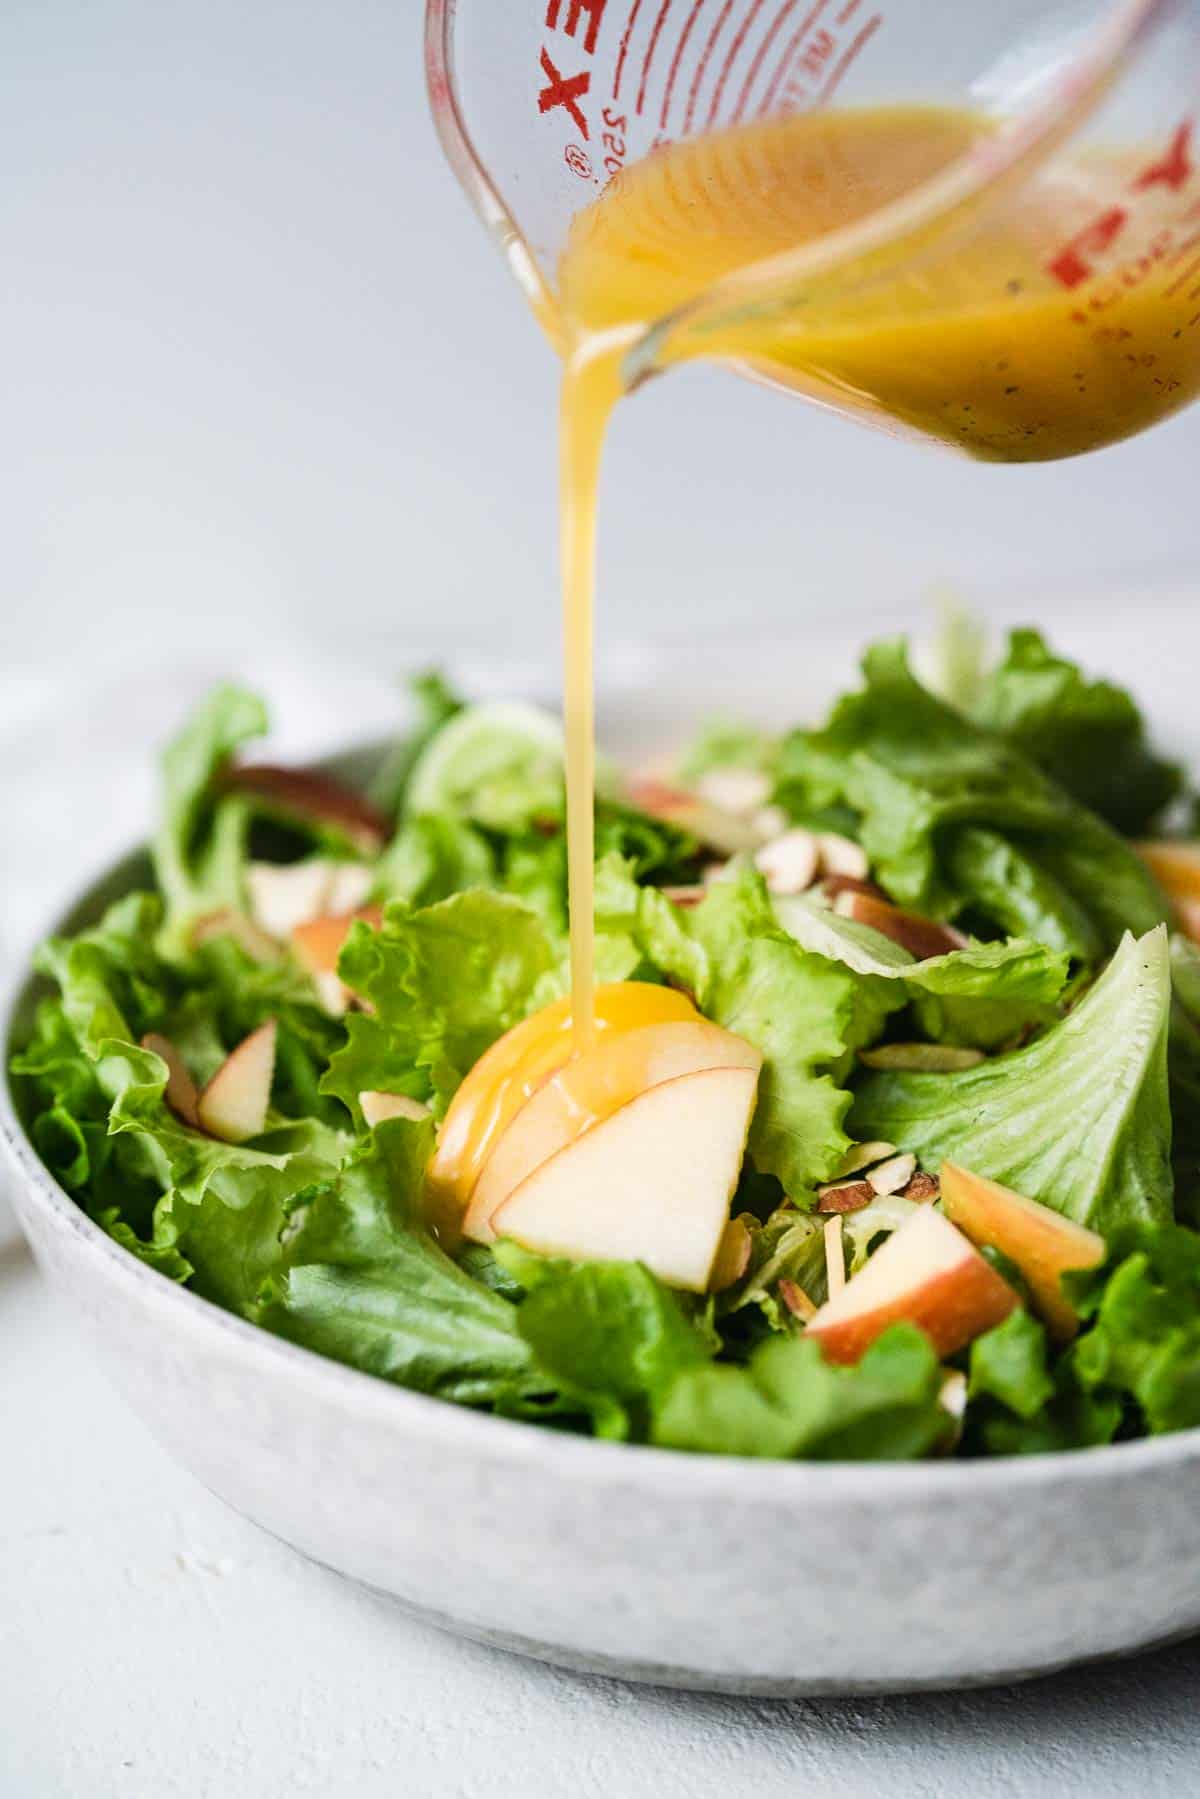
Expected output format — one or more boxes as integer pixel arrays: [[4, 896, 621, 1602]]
[[1136, 840, 1200, 942], [464, 1020, 762, 1244], [141, 1033, 200, 1129], [360, 1090, 432, 1128], [940, 1161, 1105, 1341], [625, 775, 765, 855], [426, 982, 700, 1221], [290, 905, 384, 977], [196, 1020, 277, 1144], [491, 1064, 759, 1292], [806, 1203, 1017, 1365]]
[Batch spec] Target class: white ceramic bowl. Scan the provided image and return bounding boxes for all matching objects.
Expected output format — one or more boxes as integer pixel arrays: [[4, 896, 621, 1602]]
[[6, 624, 1200, 1695]]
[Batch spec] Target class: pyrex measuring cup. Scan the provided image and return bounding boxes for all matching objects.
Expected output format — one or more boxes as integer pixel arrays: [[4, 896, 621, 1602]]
[[427, 0, 1200, 458]]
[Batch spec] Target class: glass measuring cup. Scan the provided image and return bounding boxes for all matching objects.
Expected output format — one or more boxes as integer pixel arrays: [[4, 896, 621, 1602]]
[[427, 0, 1200, 458]]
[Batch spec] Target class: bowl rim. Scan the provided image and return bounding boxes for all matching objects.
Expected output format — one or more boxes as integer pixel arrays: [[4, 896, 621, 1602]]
[[6, 833, 1200, 1498]]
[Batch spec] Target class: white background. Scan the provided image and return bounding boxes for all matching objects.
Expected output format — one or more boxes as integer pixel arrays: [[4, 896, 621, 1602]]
[[2, 1, 1200, 1794]]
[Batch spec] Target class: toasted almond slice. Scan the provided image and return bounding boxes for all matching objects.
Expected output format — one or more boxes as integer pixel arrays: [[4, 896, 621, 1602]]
[[903, 1172, 941, 1203], [824, 1215, 846, 1298], [820, 873, 889, 904], [708, 1215, 753, 1292], [196, 1021, 276, 1144], [755, 828, 819, 895], [753, 805, 789, 841], [859, 1043, 986, 1073], [815, 1179, 876, 1215], [867, 1152, 918, 1197], [141, 1033, 200, 1128], [939, 1369, 968, 1421], [816, 833, 870, 880], [325, 863, 374, 915], [661, 885, 707, 909], [834, 889, 969, 961], [314, 971, 352, 1017], [778, 1277, 817, 1322], [245, 860, 336, 941], [696, 768, 771, 817], [832, 1139, 897, 1180], [359, 1091, 432, 1127]]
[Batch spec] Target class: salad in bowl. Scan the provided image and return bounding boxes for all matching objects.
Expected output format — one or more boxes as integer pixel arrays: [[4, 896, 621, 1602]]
[[13, 625, 1200, 1466]]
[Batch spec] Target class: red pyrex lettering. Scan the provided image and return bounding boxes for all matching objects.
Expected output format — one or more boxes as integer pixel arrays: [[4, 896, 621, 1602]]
[[539, 0, 609, 141], [1048, 118, 1195, 288]]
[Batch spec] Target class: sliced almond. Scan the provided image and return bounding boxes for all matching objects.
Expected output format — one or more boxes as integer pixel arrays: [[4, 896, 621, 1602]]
[[778, 1277, 817, 1322], [314, 971, 353, 1017], [660, 885, 706, 909], [141, 1033, 200, 1128], [360, 1091, 432, 1127], [816, 833, 870, 880], [939, 1368, 968, 1421], [867, 1152, 918, 1197], [325, 862, 374, 915], [815, 1179, 876, 1214], [834, 889, 969, 961], [246, 860, 336, 940], [824, 1215, 846, 1298], [754, 828, 819, 896], [820, 873, 888, 904], [753, 805, 789, 841], [832, 1139, 897, 1180], [903, 1172, 941, 1203], [859, 1043, 986, 1073], [696, 768, 771, 817]]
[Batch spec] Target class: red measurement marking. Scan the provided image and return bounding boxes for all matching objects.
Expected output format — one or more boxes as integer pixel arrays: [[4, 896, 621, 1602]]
[[815, 9, 881, 104], [684, 0, 736, 133], [613, 0, 647, 98], [1132, 120, 1194, 194], [637, 0, 675, 115], [733, 0, 803, 122], [758, 0, 830, 116], [1047, 205, 1129, 288], [545, 0, 609, 55], [706, 0, 769, 129], [835, 0, 860, 21], [539, 48, 592, 136], [660, 0, 710, 130]]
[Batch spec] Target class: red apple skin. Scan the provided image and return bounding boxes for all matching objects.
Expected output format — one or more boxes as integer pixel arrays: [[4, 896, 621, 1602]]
[[939, 1161, 1105, 1341], [142, 1033, 200, 1128], [806, 1208, 1018, 1365], [810, 1255, 1016, 1365], [224, 764, 388, 853]]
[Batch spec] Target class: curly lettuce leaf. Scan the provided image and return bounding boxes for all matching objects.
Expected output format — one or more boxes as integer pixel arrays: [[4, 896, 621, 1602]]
[[153, 684, 267, 954], [851, 927, 1173, 1236], [973, 628, 1182, 836], [321, 891, 562, 1118], [773, 891, 1069, 1049], [653, 1324, 946, 1459], [374, 813, 497, 908], [258, 1120, 555, 1410], [777, 640, 1168, 953], [502, 1255, 712, 1440]]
